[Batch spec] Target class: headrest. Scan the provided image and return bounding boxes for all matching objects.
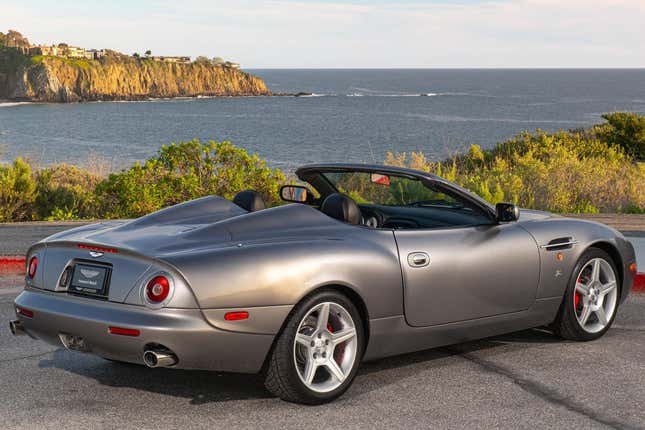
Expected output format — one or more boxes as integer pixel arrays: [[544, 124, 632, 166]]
[[233, 190, 266, 212], [320, 193, 361, 225]]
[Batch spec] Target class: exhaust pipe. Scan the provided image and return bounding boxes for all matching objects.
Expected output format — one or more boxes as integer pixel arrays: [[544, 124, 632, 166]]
[[9, 320, 25, 336], [143, 349, 178, 368]]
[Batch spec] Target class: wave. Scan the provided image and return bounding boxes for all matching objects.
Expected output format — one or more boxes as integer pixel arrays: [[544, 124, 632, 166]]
[[343, 91, 489, 97], [404, 112, 590, 124], [0, 101, 38, 107], [345, 92, 439, 97]]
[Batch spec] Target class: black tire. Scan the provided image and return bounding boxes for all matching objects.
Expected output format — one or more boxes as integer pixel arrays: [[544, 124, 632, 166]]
[[552, 248, 620, 341], [264, 290, 365, 404]]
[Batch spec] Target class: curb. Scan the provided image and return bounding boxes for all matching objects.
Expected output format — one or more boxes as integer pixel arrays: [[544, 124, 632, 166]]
[[636, 273, 645, 292], [1, 255, 643, 291], [0, 256, 25, 276]]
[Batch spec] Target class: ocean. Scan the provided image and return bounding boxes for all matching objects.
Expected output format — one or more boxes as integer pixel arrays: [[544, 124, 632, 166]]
[[1, 69, 644, 171]]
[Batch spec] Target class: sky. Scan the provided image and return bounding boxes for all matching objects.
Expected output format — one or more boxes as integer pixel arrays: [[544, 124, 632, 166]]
[[2, 0, 645, 68]]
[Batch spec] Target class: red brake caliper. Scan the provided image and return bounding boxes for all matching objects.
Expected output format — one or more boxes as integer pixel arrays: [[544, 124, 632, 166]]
[[327, 323, 334, 333], [574, 277, 581, 308]]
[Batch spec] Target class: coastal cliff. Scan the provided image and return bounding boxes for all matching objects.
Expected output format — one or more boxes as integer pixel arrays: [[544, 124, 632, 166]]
[[0, 56, 270, 102]]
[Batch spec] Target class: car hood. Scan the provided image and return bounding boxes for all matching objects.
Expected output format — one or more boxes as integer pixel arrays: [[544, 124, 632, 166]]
[[41, 196, 345, 258]]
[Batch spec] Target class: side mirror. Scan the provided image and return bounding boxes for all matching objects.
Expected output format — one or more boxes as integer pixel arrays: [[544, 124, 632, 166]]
[[495, 203, 520, 222], [280, 185, 312, 203]]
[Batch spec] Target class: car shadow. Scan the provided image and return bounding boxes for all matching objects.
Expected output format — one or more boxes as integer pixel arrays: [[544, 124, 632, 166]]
[[38, 328, 563, 405], [38, 350, 271, 404]]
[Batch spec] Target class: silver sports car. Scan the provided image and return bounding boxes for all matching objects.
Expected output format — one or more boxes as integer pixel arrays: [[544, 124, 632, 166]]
[[10, 163, 637, 404]]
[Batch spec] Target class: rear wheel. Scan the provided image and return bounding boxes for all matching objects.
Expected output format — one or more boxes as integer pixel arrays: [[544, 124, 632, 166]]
[[264, 290, 364, 404], [552, 248, 619, 341]]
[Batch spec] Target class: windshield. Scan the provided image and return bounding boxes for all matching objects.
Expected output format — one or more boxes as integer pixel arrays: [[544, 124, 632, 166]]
[[321, 171, 466, 209]]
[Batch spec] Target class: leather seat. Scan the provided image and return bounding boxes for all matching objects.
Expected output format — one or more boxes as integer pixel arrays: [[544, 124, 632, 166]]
[[320, 193, 361, 225], [233, 190, 266, 212]]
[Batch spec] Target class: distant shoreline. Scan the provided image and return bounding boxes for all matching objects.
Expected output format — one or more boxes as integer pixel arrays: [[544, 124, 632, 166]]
[[0, 92, 313, 105]]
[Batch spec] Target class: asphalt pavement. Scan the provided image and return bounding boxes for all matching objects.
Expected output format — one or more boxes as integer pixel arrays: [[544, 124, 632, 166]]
[[2, 285, 644, 430]]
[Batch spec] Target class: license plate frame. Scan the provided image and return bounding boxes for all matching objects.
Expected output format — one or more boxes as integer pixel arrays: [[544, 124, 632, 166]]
[[69, 263, 111, 298]]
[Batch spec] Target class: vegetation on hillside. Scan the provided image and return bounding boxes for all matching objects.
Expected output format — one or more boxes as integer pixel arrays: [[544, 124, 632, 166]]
[[0, 140, 284, 221], [594, 112, 645, 161], [0, 31, 30, 74], [386, 112, 645, 214], [0, 113, 644, 222]]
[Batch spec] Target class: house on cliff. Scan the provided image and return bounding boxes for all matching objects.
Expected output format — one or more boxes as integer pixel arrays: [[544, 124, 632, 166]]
[[29, 44, 106, 60], [149, 56, 191, 64]]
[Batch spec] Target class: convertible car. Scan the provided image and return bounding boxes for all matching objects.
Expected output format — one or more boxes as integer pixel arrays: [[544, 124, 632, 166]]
[[10, 163, 637, 404]]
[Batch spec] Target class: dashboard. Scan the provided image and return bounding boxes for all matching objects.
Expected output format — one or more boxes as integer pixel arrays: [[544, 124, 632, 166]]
[[358, 204, 493, 230]]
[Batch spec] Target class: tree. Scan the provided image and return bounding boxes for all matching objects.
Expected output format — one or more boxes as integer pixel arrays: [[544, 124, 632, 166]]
[[145, 50, 151, 56], [596, 112, 645, 161], [5, 30, 30, 48], [132, 52, 140, 58]]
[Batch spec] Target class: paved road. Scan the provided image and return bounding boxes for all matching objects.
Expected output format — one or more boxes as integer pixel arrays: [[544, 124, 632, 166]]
[[0, 222, 91, 255], [2, 285, 644, 430]]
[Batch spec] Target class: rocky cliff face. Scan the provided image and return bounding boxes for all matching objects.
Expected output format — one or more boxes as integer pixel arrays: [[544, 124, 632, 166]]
[[2, 57, 270, 102]]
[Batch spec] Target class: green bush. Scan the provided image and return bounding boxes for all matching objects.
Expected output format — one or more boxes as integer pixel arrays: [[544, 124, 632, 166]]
[[386, 127, 645, 213], [95, 139, 285, 218], [1, 114, 644, 222], [595, 112, 645, 161], [34, 164, 102, 220], [0, 158, 36, 221]]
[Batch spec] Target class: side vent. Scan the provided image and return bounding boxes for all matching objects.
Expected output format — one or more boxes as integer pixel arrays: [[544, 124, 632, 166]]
[[540, 237, 578, 251]]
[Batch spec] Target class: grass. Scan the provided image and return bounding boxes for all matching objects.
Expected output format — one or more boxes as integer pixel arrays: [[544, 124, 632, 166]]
[[30, 55, 93, 70]]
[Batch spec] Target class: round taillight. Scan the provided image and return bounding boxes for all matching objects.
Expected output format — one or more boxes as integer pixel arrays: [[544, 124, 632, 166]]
[[145, 275, 170, 303], [27, 256, 38, 279]]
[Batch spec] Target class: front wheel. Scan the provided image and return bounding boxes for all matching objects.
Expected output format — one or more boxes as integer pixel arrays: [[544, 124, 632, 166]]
[[264, 290, 364, 404], [552, 248, 620, 341]]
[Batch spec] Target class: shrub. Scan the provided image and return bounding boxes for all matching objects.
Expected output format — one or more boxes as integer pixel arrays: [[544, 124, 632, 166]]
[[96, 139, 285, 218], [595, 112, 645, 161], [1, 114, 644, 221], [34, 164, 102, 220], [386, 128, 645, 213], [0, 158, 36, 221]]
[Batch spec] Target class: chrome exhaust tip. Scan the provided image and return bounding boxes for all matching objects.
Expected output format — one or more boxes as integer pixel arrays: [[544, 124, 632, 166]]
[[143, 349, 178, 368], [9, 320, 25, 336]]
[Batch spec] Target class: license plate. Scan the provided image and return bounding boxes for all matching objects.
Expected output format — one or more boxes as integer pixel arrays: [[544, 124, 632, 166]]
[[69, 264, 110, 296]]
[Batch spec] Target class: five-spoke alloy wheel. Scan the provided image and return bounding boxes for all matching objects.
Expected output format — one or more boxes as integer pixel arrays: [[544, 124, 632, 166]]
[[573, 257, 618, 333], [265, 290, 364, 404], [553, 248, 620, 341], [293, 302, 358, 393]]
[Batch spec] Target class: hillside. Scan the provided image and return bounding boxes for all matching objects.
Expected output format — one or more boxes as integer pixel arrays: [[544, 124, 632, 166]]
[[0, 56, 270, 102], [0, 30, 270, 102]]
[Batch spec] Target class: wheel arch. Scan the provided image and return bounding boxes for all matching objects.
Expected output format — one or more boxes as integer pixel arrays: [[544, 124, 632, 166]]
[[260, 283, 371, 373], [587, 240, 624, 294]]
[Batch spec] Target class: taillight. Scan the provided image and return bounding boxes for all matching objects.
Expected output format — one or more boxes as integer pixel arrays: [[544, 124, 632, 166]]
[[145, 275, 170, 303], [16, 307, 34, 318], [27, 256, 38, 279]]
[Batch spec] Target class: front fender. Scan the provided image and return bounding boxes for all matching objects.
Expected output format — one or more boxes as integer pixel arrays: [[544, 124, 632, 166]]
[[520, 218, 636, 302]]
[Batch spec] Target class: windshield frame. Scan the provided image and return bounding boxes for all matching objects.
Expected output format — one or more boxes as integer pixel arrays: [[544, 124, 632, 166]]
[[295, 163, 497, 222]]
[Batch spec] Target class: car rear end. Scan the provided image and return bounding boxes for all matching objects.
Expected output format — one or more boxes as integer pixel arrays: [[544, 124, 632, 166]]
[[10, 240, 273, 373]]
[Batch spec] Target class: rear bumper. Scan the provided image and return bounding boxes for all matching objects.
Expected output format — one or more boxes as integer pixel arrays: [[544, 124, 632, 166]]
[[13, 289, 274, 373]]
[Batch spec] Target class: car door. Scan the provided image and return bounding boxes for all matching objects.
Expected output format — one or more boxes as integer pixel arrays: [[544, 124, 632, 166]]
[[394, 222, 540, 327]]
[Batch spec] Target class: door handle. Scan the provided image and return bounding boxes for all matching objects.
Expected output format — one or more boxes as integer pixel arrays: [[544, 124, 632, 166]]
[[408, 252, 430, 268]]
